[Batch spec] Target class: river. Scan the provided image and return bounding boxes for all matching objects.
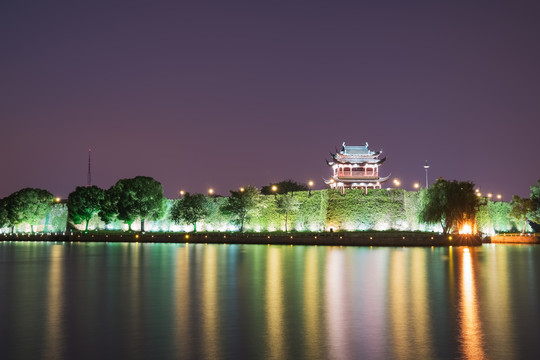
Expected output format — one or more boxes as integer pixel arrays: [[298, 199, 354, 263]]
[[1, 242, 539, 359]]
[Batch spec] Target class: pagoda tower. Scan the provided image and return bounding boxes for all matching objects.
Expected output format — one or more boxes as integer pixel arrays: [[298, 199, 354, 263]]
[[325, 142, 390, 193]]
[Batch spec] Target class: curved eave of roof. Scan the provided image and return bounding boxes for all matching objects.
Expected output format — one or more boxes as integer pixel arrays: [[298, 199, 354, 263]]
[[334, 150, 381, 158], [326, 173, 391, 183], [331, 155, 387, 165]]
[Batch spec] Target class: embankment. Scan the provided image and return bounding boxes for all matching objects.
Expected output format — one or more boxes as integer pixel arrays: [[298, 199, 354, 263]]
[[489, 234, 539, 244], [1, 232, 483, 247]]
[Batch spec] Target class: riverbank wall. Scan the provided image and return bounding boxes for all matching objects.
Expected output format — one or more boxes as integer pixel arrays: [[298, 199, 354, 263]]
[[1, 232, 483, 247], [489, 234, 539, 244]]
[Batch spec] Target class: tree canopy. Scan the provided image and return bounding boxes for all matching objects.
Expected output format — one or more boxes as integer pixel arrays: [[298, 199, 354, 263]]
[[261, 179, 308, 195], [67, 186, 105, 231], [221, 185, 260, 232], [275, 194, 301, 232], [529, 180, 540, 225], [420, 178, 479, 234], [509, 195, 533, 234], [3, 188, 53, 232], [111, 176, 166, 231], [170, 193, 211, 232]]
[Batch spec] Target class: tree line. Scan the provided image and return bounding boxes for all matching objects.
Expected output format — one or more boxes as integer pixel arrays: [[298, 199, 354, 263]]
[[1, 177, 539, 235]]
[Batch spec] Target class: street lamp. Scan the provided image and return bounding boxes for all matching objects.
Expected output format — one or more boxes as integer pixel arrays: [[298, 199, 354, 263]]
[[239, 187, 245, 192], [208, 188, 214, 196], [487, 193, 492, 200], [308, 180, 314, 197], [424, 160, 430, 188], [413, 182, 420, 190], [55, 197, 61, 203], [271, 185, 278, 198], [393, 179, 401, 187], [179, 190, 185, 198], [497, 194, 502, 200]]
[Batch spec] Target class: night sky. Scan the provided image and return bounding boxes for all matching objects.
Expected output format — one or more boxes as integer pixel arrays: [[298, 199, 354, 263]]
[[1, 1, 539, 199]]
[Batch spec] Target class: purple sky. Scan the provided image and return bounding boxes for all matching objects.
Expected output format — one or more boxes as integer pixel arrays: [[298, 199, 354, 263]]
[[1, 1, 539, 199]]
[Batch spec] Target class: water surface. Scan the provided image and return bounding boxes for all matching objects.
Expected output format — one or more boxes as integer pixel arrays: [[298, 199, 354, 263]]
[[1, 242, 539, 359]]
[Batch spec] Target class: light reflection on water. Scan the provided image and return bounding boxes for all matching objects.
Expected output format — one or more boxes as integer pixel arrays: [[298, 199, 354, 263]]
[[1, 242, 540, 359]]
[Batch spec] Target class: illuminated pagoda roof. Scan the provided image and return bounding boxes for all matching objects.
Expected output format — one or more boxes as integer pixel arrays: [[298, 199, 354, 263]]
[[327, 142, 386, 166]]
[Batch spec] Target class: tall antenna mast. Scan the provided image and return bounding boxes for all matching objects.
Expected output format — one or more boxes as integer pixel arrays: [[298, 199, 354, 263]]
[[87, 149, 92, 187]]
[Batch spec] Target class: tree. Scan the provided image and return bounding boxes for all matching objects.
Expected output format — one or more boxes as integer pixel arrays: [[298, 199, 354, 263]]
[[0, 198, 9, 230], [221, 185, 260, 232], [170, 193, 210, 232], [4, 188, 53, 233], [261, 179, 308, 195], [275, 194, 301, 232], [509, 195, 533, 234], [420, 178, 479, 234], [99, 184, 122, 225], [114, 176, 166, 231], [67, 186, 105, 231], [529, 180, 540, 225]]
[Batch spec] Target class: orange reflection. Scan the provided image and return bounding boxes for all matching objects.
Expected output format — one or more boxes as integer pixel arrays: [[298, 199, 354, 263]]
[[389, 249, 433, 359], [389, 250, 408, 359], [410, 249, 433, 359], [325, 249, 349, 359], [203, 245, 219, 359], [43, 245, 64, 359], [459, 248, 486, 359], [304, 247, 321, 359], [175, 245, 192, 358], [266, 247, 284, 359]]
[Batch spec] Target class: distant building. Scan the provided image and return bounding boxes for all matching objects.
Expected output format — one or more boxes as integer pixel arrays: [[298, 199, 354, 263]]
[[325, 142, 390, 193]]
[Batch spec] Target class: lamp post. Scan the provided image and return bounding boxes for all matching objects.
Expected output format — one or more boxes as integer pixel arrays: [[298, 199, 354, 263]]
[[239, 187, 245, 192], [271, 185, 278, 198], [413, 182, 420, 190], [424, 160, 430, 188], [308, 180, 314, 197], [179, 190, 185, 199], [393, 179, 401, 187]]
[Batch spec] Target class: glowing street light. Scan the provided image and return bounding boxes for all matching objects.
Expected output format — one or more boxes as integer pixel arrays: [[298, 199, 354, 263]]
[[271, 185, 278, 197], [497, 194, 502, 200], [487, 193, 492, 199], [424, 160, 430, 188], [393, 179, 401, 187], [239, 187, 245, 192], [208, 188, 214, 196], [179, 190, 185, 198], [413, 182, 420, 190], [55, 197, 61, 203], [308, 180, 314, 197]]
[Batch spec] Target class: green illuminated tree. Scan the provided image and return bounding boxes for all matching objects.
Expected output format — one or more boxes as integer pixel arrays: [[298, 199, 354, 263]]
[[276, 194, 301, 232], [99, 185, 121, 225], [509, 195, 533, 234], [420, 178, 479, 234], [0, 198, 9, 229], [67, 186, 105, 231], [170, 193, 211, 232], [529, 180, 540, 225], [114, 176, 166, 232], [3, 188, 53, 233], [222, 185, 260, 232], [261, 179, 308, 195]]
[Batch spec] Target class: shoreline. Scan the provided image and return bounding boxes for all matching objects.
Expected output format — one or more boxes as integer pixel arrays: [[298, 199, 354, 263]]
[[1, 232, 485, 247]]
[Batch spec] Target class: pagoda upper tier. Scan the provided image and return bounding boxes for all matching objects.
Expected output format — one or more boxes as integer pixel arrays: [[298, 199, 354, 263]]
[[325, 142, 390, 191]]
